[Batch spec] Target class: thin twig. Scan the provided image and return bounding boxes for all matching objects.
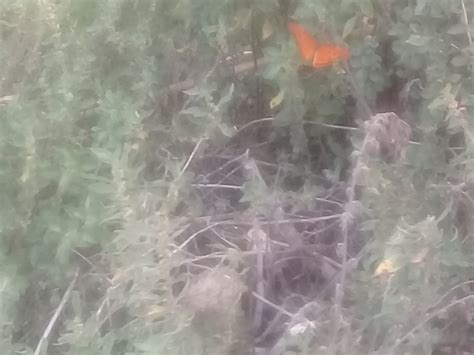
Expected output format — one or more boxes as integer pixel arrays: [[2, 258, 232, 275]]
[[262, 215, 342, 225], [389, 294, 474, 352], [179, 138, 204, 177], [214, 165, 242, 185], [172, 215, 342, 241], [232, 117, 275, 137], [173, 222, 222, 252], [232, 116, 360, 138], [252, 291, 297, 319], [304, 121, 359, 131], [461, 0, 472, 46], [231, 116, 433, 148], [34, 269, 79, 355], [205, 151, 248, 179], [250, 221, 267, 332], [211, 228, 242, 250], [314, 197, 343, 207], [172, 215, 341, 254], [422, 280, 474, 314], [71, 249, 112, 284], [175, 253, 227, 267], [191, 183, 243, 190]]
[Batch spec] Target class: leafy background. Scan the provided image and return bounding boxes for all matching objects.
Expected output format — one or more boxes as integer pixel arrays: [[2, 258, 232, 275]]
[[0, 0, 473, 354]]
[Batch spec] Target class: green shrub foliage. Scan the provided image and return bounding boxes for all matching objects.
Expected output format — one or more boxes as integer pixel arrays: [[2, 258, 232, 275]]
[[0, 0, 473, 354]]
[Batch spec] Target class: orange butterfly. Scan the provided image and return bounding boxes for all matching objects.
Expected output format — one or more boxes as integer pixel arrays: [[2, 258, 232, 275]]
[[287, 21, 350, 69]]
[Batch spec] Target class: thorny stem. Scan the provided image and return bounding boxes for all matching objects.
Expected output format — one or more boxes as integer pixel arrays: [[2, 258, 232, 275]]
[[334, 129, 371, 334]]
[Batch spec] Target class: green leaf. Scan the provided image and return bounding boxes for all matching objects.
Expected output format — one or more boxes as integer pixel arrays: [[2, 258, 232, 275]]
[[343, 15, 357, 39]]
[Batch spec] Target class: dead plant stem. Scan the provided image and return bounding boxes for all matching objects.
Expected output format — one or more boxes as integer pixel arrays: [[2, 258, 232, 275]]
[[251, 220, 267, 332], [335, 135, 370, 336]]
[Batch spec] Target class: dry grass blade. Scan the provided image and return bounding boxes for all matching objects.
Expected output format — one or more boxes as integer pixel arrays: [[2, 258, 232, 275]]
[[34, 270, 79, 355], [461, 0, 472, 46]]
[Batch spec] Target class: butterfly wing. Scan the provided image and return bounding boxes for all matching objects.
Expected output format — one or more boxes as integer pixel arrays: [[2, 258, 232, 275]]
[[287, 22, 318, 64], [312, 44, 350, 69], [287, 21, 351, 69]]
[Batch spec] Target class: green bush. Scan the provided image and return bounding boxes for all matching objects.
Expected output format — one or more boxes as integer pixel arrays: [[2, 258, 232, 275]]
[[1, 0, 473, 354]]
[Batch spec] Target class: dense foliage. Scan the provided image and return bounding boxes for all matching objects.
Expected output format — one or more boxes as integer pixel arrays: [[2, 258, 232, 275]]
[[1, 0, 473, 354]]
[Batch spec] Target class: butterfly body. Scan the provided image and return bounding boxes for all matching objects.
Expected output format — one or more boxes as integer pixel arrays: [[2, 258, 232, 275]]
[[287, 21, 350, 69]]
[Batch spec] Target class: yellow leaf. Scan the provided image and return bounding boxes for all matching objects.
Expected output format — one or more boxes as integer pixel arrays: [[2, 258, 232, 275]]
[[269, 89, 285, 109], [374, 259, 399, 277]]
